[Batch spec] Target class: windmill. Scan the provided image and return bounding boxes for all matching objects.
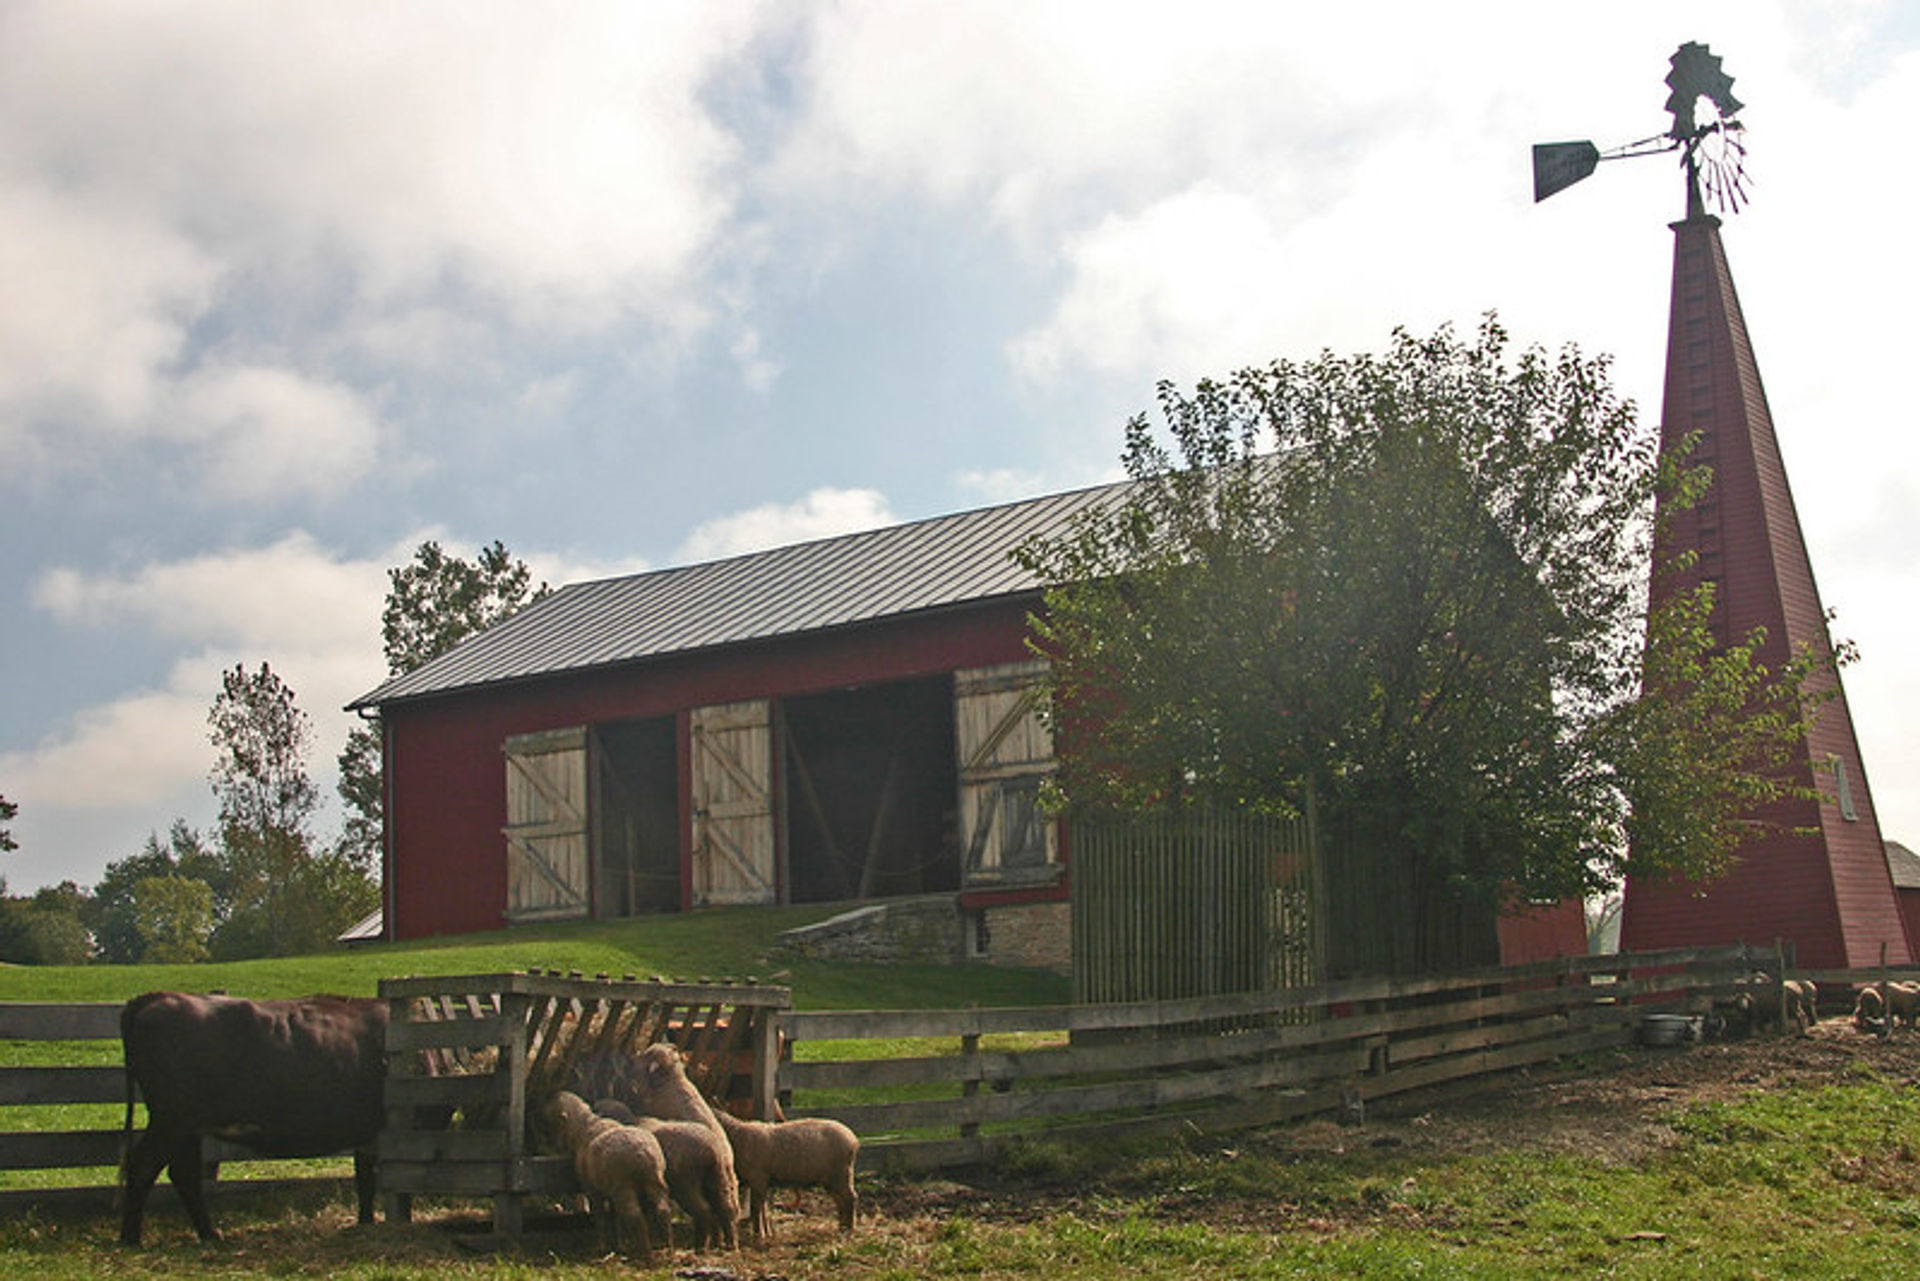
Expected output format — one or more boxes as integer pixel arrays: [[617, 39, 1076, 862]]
[[1549, 44, 1916, 969], [1532, 41, 1749, 217]]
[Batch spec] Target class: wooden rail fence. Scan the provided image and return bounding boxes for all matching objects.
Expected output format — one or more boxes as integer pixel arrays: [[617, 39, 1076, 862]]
[[7, 945, 1917, 1224], [780, 943, 1916, 1174], [0, 1000, 345, 1216]]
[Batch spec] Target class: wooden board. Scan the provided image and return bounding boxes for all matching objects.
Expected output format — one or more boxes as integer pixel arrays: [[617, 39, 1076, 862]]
[[955, 661, 1057, 885], [502, 728, 590, 922], [689, 700, 776, 905]]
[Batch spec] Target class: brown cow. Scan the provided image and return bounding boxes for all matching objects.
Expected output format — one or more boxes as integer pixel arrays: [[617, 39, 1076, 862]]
[[118, 991, 389, 1245]]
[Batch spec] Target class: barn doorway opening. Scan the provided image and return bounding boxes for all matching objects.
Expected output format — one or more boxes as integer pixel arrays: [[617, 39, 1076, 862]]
[[594, 717, 681, 916], [779, 677, 959, 904]]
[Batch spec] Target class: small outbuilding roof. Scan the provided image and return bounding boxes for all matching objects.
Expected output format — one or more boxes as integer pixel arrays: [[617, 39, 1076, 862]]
[[349, 479, 1128, 710], [1887, 840, 1920, 891], [336, 908, 384, 945]]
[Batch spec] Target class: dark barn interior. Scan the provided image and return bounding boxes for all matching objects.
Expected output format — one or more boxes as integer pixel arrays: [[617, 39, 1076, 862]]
[[779, 677, 960, 903], [593, 716, 682, 916]]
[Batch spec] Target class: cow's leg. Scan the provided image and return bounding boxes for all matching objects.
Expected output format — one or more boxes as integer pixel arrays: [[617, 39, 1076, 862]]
[[352, 1148, 379, 1224], [119, 1128, 177, 1246], [167, 1134, 219, 1242]]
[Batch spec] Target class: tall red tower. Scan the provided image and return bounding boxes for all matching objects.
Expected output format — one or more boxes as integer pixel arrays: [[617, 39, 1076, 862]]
[[1613, 47, 1911, 968]]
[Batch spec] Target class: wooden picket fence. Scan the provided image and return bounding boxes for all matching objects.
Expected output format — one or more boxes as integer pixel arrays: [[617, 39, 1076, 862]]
[[1071, 805, 1322, 1005]]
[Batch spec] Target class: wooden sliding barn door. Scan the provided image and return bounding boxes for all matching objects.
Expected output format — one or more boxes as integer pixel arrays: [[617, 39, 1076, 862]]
[[955, 660, 1058, 887], [503, 727, 591, 922], [689, 699, 777, 906]]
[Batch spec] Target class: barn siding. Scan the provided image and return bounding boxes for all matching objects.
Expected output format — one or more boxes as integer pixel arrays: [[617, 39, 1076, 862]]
[[1495, 899, 1588, 966], [385, 601, 1036, 940]]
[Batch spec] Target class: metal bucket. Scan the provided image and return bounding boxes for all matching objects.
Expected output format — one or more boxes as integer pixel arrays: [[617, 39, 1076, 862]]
[[1639, 1013, 1701, 1046]]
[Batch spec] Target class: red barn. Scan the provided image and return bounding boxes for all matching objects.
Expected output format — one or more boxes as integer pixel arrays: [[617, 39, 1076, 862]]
[[351, 480, 1583, 970]]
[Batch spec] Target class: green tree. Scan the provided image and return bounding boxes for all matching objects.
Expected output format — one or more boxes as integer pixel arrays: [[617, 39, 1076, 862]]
[[131, 874, 215, 963], [0, 881, 92, 966], [88, 822, 221, 964], [1017, 318, 1827, 974], [337, 540, 548, 870], [208, 662, 367, 957], [381, 539, 549, 675], [0, 793, 16, 853]]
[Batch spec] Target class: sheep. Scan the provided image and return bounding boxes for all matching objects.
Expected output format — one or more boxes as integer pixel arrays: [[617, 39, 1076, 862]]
[[1887, 981, 1920, 1028], [1853, 985, 1888, 1032], [628, 1041, 729, 1131], [545, 1090, 670, 1262], [1710, 987, 1761, 1038], [592, 1097, 739, 1250], [713, 1109, 860, 1241], [1851, 982, 1920, 1033], [1782, 979, 1819, 1030]]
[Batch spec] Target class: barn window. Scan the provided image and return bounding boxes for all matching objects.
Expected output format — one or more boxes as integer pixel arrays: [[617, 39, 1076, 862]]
[[967, 909, 992, 958], [996, 778, 1050, 870]]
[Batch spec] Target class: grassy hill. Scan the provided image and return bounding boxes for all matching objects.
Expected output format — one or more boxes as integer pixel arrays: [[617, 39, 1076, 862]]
[[0, 903, 1070, 1009]]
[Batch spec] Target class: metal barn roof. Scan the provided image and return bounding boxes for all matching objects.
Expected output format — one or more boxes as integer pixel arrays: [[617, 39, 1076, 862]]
[[349, 479, 1128, 710]]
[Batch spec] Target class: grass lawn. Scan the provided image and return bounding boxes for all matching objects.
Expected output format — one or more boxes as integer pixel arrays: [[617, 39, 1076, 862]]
[[0, 903, 1071, 1010]]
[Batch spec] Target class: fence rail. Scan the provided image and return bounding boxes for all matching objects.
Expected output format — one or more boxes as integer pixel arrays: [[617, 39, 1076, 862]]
[[777, 943, 1875, 1174], [7, 944, 1916, 1216], [0, 1000, 349, 1215]]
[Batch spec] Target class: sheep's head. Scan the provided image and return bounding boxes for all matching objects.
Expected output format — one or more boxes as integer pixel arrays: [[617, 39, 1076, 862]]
[[638, 1041, 688, 1087], [545, 1090, 593, 1149]]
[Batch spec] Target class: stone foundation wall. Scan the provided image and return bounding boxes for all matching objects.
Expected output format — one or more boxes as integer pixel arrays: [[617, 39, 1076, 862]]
[[774, 896, 965, 965], [772, 894, 1074, 976]]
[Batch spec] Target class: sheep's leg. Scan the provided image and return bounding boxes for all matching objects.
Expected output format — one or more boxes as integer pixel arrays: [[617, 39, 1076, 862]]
[[751, 1183, 773, 1243], [833, 1173, 858, 1232], [609, 1187, 651, 1263]]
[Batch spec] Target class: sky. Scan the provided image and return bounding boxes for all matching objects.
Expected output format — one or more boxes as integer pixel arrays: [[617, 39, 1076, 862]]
[[3, 1, 1916, 895]]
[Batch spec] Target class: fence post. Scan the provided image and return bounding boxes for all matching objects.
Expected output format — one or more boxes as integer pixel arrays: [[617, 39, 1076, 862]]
[[1775, 938, 1790, 1034], [1305, 777, 1329, 984], [1879, 941, 1892, 1042], [959, 1029, 981, 1142], [494, 989, 529, 1238], [751, 1007, 781, 1121]]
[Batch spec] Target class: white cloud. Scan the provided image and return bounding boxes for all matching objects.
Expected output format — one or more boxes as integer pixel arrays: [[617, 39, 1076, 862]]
[[956, 468, 1051, 505], [674, 488, 897, 563], [16, 534, 398, 827], [33, 531, 386, 655], [7, 528, 649, 888], [1011, 187, 1298, 386], [0, 2, 757, 317], [0, 680, 214, 811], [0, 180, 216, 454], [514, 371, 584, 425], [0, 0, 775, 499], [171, 365, 385, 502]]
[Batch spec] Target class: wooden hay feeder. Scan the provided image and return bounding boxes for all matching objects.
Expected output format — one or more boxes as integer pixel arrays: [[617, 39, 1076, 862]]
[[377, 969, 791, 1238]]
